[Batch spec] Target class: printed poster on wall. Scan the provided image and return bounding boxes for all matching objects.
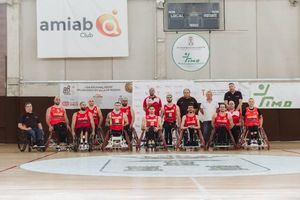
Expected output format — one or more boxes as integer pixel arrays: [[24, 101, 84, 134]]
[[60, 82, 132, 109], [37, 0, 128, 58]]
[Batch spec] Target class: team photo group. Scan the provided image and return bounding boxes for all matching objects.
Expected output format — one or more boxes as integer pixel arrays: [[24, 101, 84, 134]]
[[17, 82, 270, 152]]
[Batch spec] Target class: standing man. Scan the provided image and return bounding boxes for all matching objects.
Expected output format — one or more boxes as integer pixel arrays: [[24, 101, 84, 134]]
[[200, 90, 219, 144], [46, 96, 70, 146], [161, 94, 181, 146], [224, 83, 243, 111], [177, 88, 198, 118], [87, 97, 104, 143], [143, 87, 162, 116], [87, 97, 103, 130], [18, 102, 44, 147], [120, 96, 138, 144]]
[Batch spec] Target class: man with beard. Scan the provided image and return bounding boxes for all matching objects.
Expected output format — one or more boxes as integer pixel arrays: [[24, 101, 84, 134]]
[[176, 104, 204, 148], [143, 87, 162, 116], [120, 97, 139, 148], [177, 88, 199, 118], [71, 101, 95, 148], [87, 97, 104, 144], [46, 96, 70, 147], [161, 94, 181, 146], [102, 102, 132, 151], [87, 97, 103, 131]]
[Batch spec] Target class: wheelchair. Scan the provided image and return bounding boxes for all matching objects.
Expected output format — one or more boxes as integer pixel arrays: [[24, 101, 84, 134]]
[[176, 127, 205, 151], [239, 126, 270, 150], [91, 127, 104, 150], [139, 126, 167, 152], [206, 126, 237, 150], [73, 129, 93, 152], [17, 129, 46, 152], [162, 122, 179, 149], [44, 124, 73, 152], [102, 129, 131, 151], [124, 126, 140, 151]]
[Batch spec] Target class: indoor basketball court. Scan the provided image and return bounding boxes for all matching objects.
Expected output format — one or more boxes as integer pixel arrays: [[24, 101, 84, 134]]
[[1, 142, 300, 199], [0, 0, 300, 199]]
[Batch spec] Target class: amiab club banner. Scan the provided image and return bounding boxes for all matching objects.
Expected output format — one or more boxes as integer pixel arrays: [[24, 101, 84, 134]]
[[36, 0, 128, 58]]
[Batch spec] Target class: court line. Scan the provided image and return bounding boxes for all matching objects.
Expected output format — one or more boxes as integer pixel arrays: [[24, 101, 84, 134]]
[[240, 158, 271, 171], [281, 149, 300, 156], [99, 159, 111, 172], [0, 152, 57, 173], [168, 151, 211, 197]]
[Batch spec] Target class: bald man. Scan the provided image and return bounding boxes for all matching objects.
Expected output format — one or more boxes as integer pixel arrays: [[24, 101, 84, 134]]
[[46, 96, 70, 146]]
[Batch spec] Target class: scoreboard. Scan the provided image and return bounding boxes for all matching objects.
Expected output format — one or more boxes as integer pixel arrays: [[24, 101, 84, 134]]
[[164, 1, 224, 31]]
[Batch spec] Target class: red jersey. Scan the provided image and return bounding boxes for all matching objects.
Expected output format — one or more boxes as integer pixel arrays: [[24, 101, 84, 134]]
[[214, 112, 230, 129], [49, 106, 66, 126], [227, 110, 241, 125], [184, 114, 198, 127], [110, 111, 124, 131], [164, 104, 177, 123], [120, 106, 132, 124], [244, 107, 260, 127], [87, 106, 100, 126], [143, 95, 162, 116], [146, 115, 159, 127], [75, 111, 91, 129]]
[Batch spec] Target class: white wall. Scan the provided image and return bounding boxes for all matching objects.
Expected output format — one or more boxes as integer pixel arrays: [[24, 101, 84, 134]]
[[6, 0, 300, 96]]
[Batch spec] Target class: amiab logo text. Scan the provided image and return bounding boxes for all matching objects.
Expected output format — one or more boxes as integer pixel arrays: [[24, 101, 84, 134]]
[[39, 10, 122, 38]]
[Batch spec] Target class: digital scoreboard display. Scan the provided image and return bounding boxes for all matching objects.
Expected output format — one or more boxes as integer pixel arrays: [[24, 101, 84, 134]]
[[165, 2, 224, 31]]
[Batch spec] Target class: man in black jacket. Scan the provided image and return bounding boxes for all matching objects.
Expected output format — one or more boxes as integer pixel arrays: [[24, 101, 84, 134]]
[[18, 102, 44, 147], [176, 88, 199, 118]]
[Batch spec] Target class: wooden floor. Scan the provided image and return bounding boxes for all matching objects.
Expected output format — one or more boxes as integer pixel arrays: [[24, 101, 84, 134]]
[[0, 142, 300, 200]]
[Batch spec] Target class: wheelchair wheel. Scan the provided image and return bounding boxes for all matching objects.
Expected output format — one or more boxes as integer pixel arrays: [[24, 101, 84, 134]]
[[94, 129, 103, 146], [73, 136, 80, 152], [88, 134, 93, 152], [17, 131, 29, 152]]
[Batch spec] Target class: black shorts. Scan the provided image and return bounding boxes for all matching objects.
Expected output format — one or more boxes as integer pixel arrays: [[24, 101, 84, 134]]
[[215, 126, 229, 135], [146, 128, 158, 141], [75, 127, 91, 136], [53, 122, 67, 134], [111, 130, 123, 137], [247, 126, 259, 133], [163, 121, 176, 129]]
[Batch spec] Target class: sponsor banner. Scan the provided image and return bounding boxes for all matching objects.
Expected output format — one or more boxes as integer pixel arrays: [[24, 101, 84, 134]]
[[60, 81, 300, 135], [172, 34, 210, 71], [60, 82, 132, 109], [249, 82, 298, 109], [37, 0, 128, 58]]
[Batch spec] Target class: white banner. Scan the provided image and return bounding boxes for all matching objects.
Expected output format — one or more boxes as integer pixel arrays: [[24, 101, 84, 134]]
[[194, 81, 251, 104], [60, 82, 132, 109], [37, 0, 128, 58], [249, 82, 297, 109], [59, 81, 300, 136]]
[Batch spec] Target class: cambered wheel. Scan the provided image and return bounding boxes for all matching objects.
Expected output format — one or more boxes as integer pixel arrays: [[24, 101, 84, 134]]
[[17, 131, 28, 152]]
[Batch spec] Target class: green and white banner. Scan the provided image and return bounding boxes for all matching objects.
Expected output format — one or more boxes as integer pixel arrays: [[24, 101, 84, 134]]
[[60, 81, 299, 110]]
